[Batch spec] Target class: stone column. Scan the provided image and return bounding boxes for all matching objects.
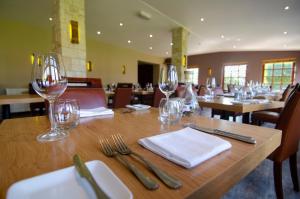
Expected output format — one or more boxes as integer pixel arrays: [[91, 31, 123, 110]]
[[53, 0, 86, 77], [171, 27, 189, 82]]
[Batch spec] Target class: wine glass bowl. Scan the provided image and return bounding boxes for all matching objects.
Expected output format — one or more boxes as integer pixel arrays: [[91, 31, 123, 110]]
[[159, 65, 178, 100], [31, 53, 68, 142]]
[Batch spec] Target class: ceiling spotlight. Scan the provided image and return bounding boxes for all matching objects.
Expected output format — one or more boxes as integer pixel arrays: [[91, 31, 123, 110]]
[[166, 52, 169, 55], [149, 34, 153, 38], [127, 40, 131, 44], [221, 35, 225, 39], [284, 6, 289, 10], [149, 46, 153, 50], [49, 17, 53, 21], [97, 31, 101, 35], [283, 31, 288, 35], [170, 42, 174, 46], [237, 38, 241, 41], [233, 45, 237, 49], [119, 22, 123, 26], [200, 18, 205, 22]]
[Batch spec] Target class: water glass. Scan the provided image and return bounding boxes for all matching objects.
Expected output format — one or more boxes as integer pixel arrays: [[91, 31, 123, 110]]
[[54, 99, 80, 131], [159, 98, 183, 125]]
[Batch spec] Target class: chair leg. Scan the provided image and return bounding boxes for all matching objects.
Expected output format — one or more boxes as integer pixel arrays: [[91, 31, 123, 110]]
[[274, 162, 284, 199], [233, 116, 236, 122], [289, 153, 300, 192]]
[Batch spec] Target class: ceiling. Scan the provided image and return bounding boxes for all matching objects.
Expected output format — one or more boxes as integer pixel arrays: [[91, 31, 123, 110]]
[[0, 0, 300, 57]]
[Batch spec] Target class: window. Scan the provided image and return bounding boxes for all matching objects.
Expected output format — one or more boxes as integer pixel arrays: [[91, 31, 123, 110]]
[[263, 60, 296, 90], [185, 68, 199, 85], [223, 64, 247, 89]]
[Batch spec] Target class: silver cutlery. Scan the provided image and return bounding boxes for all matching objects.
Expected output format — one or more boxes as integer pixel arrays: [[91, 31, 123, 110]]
[[112, 134, 182, 189], [73, 154, 110, 199], [98, 137, 159, 190], [184, 123, 256, 144]]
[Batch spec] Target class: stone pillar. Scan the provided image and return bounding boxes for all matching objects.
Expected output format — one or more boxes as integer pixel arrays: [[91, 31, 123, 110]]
[[53, 0, 86, 77], [172, 27, 189, 82]]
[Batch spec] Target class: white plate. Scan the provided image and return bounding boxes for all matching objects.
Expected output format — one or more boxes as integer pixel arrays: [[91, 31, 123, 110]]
[[7, 160, 133, 199], [126, 104, 151, 111]]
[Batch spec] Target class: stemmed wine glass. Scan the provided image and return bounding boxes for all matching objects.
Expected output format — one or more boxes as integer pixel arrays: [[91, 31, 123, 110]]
[[31, 53, 68, 142], [159, 65, 178, 101]]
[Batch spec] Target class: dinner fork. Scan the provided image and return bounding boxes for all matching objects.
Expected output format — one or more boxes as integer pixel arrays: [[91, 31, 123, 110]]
[[98, 137, 159, 190], [112, 134, 182, 189]]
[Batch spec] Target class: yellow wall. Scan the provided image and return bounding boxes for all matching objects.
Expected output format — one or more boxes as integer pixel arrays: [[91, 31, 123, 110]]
[[0, 19, 164, 88], [86, 38, 164, 86], [0, 19, 52, 88]]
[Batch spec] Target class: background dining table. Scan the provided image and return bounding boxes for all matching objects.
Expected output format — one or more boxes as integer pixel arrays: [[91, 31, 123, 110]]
[[0, 108, 281, 199]]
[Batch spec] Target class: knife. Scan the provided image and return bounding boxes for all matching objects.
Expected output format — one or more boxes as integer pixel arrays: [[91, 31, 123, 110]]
[[73, 154, 111, 199], [184, 124, 256, 144]]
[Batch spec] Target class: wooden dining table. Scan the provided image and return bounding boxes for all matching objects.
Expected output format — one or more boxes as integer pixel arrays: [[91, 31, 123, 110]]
[[198, 97, 285, 123], [0, 94, 44, 119], [0, 108, 281, 198]]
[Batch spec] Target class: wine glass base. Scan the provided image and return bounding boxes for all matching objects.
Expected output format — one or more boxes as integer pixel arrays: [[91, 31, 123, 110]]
[[37, 129, 69, 142]]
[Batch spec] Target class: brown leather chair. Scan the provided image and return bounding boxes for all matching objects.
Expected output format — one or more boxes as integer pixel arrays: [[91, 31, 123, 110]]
[[252, 83, 299, 125], [113, 88, 132, 108], [175, 85, 186, 98], [197, 85, 206, 96], [117, 83, 133, 88], [266, 84, 300, 199], [29, 83, 46, 116], [59, 88, 107, 109], [153, 87, 165, 107]]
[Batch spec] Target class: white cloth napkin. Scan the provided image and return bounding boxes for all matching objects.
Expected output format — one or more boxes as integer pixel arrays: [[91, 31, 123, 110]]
[[80, 107, 114, 118], [125, 104, 151, 111], [138, 127, 232, 168]]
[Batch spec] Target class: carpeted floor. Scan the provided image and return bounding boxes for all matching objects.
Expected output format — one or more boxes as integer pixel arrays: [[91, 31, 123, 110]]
[[198, 108, 300, 199]]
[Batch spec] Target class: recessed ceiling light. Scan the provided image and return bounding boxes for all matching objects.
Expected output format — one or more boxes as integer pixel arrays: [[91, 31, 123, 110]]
[[237, 38, 241, 41], [166, 51, 169, 55], [283, 31, 288, 35], [221, 35, 225, 39], [233, 45, 237, 49], [149, 46, 153, 50], [119, 22, 123, 26], [49, 17, 53, 21], [200, 18, 205, 22], [97, 31, 101, 35], [284, 44, 287, 48], [284, 6, 290, 10], [127, 40, 131, 44], [170, 42, 174, 46], [149, 34, 153, 38]]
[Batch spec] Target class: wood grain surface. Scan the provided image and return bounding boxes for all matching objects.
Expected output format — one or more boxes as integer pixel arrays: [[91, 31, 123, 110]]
[[0, 108, 281, 198], [0, 94, 44, 105]]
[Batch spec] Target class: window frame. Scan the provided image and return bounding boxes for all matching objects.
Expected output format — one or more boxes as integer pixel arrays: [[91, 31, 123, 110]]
[[262, 59, 296, 90], [222, 63, 248, 90]]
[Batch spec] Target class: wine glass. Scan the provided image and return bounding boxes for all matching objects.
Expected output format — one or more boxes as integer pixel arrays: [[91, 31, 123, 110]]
[[31, 53, 68, 142], [206, 78, 212, 97], [159, 65, 178, 101]]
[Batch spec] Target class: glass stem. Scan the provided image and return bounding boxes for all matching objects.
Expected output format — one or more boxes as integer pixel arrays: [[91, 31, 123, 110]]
[[48, 100, 56, 133]]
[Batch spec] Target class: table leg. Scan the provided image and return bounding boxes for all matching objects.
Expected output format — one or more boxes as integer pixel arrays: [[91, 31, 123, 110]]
[[242, 113, 250, 124], [2, 105, 11, 119], [220, 111, 230, 120]]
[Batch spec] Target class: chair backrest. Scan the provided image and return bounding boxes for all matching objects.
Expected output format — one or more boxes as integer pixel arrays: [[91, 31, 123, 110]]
[[280, 84, 296, 102], [273, 84, 300, 162], [113, 88, 132, 108], [117, 83, 133, 88], [153, 87, 165, 107], [175, 85, 186, 98], [67, 77, 102, 88], [227, 84, 235, 93], [59, 88, 107, 109]]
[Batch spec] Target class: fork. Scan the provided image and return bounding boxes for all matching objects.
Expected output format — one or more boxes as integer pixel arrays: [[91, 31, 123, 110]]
[[112, 134, 182, 189], [98, 137, 159, 190]]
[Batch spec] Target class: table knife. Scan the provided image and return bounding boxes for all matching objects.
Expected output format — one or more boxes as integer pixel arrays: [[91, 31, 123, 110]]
[[184, 124, 256, 144], [73, 154, 111, 199]]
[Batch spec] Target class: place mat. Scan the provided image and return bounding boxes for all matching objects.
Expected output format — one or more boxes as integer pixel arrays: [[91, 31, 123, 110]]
[[138, 127, 232, 168]]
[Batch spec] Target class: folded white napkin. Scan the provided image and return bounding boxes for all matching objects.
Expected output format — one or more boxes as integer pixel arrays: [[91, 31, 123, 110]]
[[126, 104, 151, 111], [138, 127, 232, 168], [80, 107, 114, 118]]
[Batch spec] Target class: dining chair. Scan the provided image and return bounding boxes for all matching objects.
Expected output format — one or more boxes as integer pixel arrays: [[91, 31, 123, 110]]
[[175, 85, 186, 98], [197, 85, 206, 96], [67, 77, 102, 88], [117, 83, 133, 88], [59, 88, 107, 109], [153, 87, 165, 107], [252, 83, 299, 125], [28, 83, 46, 116], [266, 84, 300, 199], [113, 88, 133, 108]]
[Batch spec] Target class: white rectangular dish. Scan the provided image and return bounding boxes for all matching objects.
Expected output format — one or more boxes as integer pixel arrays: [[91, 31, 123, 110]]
[[7, 160, 133, 199]]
